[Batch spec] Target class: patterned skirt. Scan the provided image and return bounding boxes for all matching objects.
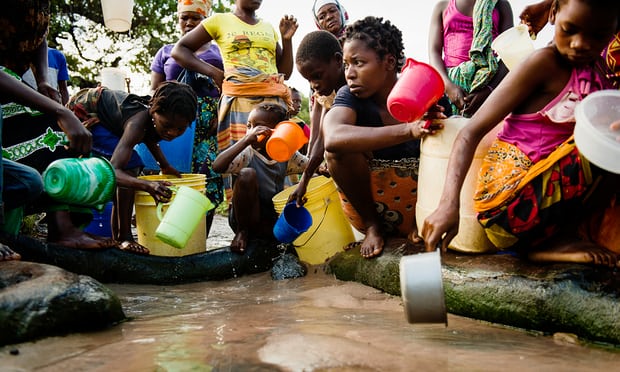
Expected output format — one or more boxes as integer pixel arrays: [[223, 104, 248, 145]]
[[337, 158, 419, 237]]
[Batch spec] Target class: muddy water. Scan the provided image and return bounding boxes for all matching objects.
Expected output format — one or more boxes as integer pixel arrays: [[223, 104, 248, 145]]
[[2, 215, 620, 371], [1, 268, 619, 372]]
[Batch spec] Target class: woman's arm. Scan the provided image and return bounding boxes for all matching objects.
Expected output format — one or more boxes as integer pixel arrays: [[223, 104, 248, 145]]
[[171, 26, 224, 88], [0, 70, 92, 155]]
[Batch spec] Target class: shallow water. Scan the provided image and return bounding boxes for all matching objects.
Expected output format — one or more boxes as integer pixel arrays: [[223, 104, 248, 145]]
[[1, 268, 619, 372]]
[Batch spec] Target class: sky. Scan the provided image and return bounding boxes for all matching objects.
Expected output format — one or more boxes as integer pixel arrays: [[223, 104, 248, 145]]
[[254, 0, 554, 95]]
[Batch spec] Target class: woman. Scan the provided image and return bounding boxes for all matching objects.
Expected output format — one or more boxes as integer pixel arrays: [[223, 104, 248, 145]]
[[150, 0, 224, 235]]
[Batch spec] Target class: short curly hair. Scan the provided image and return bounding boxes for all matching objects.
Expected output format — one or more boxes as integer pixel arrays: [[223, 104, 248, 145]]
[[296, 30, 342, 65], [341, 16, 405, 71], [254, 102, 288, 125]]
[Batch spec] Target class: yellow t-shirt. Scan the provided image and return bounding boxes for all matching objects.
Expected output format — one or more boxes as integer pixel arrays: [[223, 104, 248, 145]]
[[202, 13, 279, 75]]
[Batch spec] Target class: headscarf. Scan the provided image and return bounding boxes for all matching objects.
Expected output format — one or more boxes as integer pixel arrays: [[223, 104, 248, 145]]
[[177, 0, 211, 17], [312, 0, 348, 33]]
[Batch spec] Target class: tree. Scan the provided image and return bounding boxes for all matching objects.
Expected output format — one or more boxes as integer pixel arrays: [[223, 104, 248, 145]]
[[48, 0, 232, 91]]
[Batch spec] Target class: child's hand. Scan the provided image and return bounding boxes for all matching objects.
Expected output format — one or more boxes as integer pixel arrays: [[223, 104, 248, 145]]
[[148, 181, 173, 204], [160, 164, 182, 178], [610, 119, 620, 142], [463, 86, 492, 117], [279, 15, 298, 41], [247, 125, 272, 144]]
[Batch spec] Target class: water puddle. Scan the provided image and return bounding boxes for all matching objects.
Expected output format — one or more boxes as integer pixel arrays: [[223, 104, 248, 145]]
[[1, 270, 618, 371]]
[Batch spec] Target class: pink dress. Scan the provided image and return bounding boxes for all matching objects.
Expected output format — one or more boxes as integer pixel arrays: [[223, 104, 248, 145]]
[[497, 64, 614, 163], [442, 0, 500, 68]]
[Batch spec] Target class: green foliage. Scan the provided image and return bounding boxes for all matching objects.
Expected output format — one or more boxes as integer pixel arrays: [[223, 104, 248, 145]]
[[48, 0, 233, 90]]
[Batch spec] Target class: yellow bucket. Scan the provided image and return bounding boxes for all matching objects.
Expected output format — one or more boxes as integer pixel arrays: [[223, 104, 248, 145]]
[[135, 174, 207, 256], [273, 176, 354, 264]]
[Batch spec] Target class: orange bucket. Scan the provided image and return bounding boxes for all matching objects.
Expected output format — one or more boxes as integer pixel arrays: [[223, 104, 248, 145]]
[[266, 121, 308, 162]]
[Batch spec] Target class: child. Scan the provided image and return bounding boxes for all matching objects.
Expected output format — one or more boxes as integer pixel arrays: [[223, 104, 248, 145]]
[[290, 30, 346, 206], [428, 0, 513, 117], [322, 16, 445, 259], [212, 103, 308, 253], [422, 0, 620, 267], [67, 81, 198, 254]]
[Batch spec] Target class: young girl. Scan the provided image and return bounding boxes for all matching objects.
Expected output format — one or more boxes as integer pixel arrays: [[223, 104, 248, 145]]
[[212, 103, 308, 254], [322, 16, 444, 259], [67, 81, 197, 254], [428, 0, 513, 117], [290, 30, 346, 206], [423, 0, 620, 266]]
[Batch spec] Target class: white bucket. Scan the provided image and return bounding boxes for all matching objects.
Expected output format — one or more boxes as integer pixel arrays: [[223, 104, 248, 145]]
[[100, 67, 127, 91], [492, 24, 535, 71], [101, 0, 135, 32], [416, 117, 499, 253]]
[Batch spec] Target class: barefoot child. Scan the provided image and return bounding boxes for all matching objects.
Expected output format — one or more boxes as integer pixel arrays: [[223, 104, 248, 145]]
[[212, 103, 308, 253], [67, 81, 197, 254], [322, 16, 445, 259], [423, 0, 620, 267], [290, 30, 346, 206]]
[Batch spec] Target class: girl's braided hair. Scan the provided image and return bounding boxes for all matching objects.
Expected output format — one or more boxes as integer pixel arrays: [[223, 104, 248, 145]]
[[341, 16, 406, 71], [149, 81, 197, 122]]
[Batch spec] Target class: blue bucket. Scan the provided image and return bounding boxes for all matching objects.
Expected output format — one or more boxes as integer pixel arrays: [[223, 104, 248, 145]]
[[135, 120, 195, 173], [83, 201, 113, 237], [273, 203, 313, 243]]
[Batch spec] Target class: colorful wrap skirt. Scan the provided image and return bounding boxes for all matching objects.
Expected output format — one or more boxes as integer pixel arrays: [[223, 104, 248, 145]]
[[337, 158, 419, 237], [473, 137, 593, 249]]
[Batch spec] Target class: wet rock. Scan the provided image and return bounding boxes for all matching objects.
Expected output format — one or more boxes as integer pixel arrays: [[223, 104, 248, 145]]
[[0, 261, 125, 346], [329, 247, 620, 346], [271, 252, 307, 280]]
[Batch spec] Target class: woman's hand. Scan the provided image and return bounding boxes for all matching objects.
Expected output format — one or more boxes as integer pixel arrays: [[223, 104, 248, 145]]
[[463, 86, 493, 117], [408, 119, 444, 140], [519, 0, 552, 37], [57, 108, 92, 156]]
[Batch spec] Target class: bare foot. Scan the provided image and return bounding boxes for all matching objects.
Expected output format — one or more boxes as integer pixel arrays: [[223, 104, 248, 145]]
[[360, 224, 384, 259], [231, 230, 248, 254], [0, 243, 21, 261], [528, 239, 620, 268], [118, 240, 150, 255], [50, 231, 117, 250]]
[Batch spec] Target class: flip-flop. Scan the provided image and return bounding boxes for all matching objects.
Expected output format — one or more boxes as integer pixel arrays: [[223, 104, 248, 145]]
[[118, 240, 150, 255]]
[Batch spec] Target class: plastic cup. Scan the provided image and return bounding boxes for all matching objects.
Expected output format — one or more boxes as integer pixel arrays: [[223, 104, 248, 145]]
[[387, 58, 445, 123], [273, 203, 313, 244], [43, 157, 116, 209], [399, 249, 447, 325], [574, 89, 620, 174], [155, 186, 215, 249], [491, 24, 535, 71], [266, 121, 309, 162]]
